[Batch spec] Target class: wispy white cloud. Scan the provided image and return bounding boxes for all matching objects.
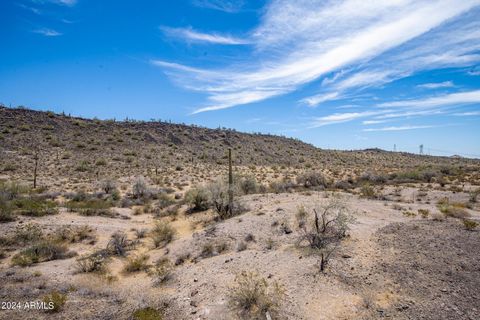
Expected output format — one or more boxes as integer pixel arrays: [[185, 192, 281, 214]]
[[379, 90, 480, 108], [33, 0, 78, 6], [310, 111, 379, 127], [160, 26, 248, 45], [155, 1, 480, 112], [17, 3, 42, 14], [362, 119, 389, 125], [417, 81, 454, 89], [363, 125, 436, 132], [453, 111, 480, 116], [32, 28, 62, 36], [192, 0, 245, 12]]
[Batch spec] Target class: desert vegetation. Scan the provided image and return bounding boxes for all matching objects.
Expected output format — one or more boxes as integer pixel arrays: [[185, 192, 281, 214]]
[[0, 107, 479, 319]]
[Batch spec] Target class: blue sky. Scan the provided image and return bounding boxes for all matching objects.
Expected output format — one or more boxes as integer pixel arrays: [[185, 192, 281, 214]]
[[1, 0, 480, 157]]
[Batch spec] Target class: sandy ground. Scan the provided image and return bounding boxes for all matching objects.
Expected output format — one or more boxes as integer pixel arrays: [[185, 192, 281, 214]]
[[0, 187, 479, 319]]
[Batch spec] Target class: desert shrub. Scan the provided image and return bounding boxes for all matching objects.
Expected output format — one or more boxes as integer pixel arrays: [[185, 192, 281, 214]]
[[0, 199, 15, 222], [150, 222, 175, 248], [124, 254, 150, 273], [99, 179, 117, 194], [359, 183, 376, 199], [437, 198, 470, 219], [56, 225, 95, 243], [297, 171, 327, 188], [463, 219, 478, 231], [295, 205, 308, 229], [107, 232, 134, 256], [297, 197, 355, 272], [228, 271, 284, 320], [239, 176, 258, 194], [431, 212, 446, 221], [469, 188, 480, 203], [132, 307, 164, 320], [333, 180, 353, 190], [156, 193, 175, 210], [11, 241, 72, 267], [66, 198, 113, 217], [133, 176, 149, 199], [95, 158, 107, 166], [359, 172, 387, 184], [13, 223, 44, 244], [76, 250, 108, 273], [236, 241, 248, 252], [184, 186, 210, 212], [42, 291, 67, 313], [0, 181, 30, 200], [75, 160, 90, 172], [418, 209, 430, 219], [207, 180, 246, 219], [12, 197, 58, 216], [403, 211, 416, 217], [135, 228, 149, 239], [150, 258, 173, 285]]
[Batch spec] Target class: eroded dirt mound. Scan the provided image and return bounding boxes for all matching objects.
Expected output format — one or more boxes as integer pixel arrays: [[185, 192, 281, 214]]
[[375, 220, 480, 320]]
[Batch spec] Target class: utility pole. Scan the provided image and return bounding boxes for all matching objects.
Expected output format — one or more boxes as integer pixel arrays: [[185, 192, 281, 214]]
[[33, 149, 39, 189], [228, 148, 233, 217]]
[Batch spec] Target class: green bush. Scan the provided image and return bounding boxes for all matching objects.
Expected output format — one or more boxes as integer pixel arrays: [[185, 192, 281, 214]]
[[11, 241, 72, 267], [66, 198, 113, 216], [12, 197, 58, 216]]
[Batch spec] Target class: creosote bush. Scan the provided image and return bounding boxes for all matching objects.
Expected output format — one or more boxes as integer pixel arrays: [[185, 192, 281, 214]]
[[228, 271, 284, 320]]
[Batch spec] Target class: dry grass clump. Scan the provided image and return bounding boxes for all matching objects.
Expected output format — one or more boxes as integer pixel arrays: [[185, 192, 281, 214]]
[[359, 183, 377, 199], [107, 231, 135, 256], [418, 209, 430, 218], [228, 271, 285, 320], [150, 222, 175, 248], [42, 291, 67, 313], [463, 219, 478, 231], [150, 257, 173, 286], [437, 198, 470, 219], [55, 225, 96, 244], [124, 253, 151, 273]]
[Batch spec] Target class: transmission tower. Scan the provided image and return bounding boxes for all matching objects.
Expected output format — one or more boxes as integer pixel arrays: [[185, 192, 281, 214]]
[[419, 144, 424, 155], [394, 144, 396, 152]]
